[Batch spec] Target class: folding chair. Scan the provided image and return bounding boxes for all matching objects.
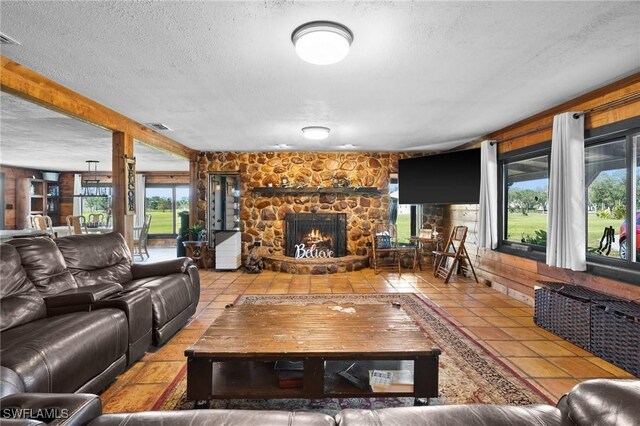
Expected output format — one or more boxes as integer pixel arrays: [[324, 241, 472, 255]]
[[433, 226, 478, 283]]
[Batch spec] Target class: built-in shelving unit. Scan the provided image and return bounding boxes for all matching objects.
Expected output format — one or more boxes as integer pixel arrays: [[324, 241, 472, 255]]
[[16, 178, 61, 228], [251, 187, 380, 195], [209, 172, 241, 269]]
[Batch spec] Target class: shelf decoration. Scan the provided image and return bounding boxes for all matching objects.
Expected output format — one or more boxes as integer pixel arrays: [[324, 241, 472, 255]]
[[125, 156, 136, 215], [251, 186, 380, 195]]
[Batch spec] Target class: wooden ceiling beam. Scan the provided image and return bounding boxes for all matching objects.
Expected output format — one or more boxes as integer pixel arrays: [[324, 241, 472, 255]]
[[1, 56, 198, 161]]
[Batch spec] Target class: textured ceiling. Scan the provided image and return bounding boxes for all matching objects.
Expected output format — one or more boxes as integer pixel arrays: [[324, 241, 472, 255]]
[[0, 1, 639, 154], [0, 93, 188, 171]]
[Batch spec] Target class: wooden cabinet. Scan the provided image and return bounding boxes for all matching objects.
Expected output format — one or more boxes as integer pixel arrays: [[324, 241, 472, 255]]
[[215, 231, 241, 270], [16, 178, 60, 228]]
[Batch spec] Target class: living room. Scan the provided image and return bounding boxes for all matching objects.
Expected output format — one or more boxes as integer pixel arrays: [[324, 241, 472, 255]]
[[1, 1, 639, 425]]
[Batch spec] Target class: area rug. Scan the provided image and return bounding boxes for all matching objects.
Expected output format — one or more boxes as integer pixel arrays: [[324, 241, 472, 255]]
[[154, 294, 550, 415]]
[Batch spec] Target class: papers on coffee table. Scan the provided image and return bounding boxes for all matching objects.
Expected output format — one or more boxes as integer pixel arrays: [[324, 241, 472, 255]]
[[369, 369, 414, 393]]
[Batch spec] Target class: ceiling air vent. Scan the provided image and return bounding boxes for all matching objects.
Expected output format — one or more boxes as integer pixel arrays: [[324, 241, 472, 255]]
[[146, 123, 172, 131], [0, 32, 21, 45]]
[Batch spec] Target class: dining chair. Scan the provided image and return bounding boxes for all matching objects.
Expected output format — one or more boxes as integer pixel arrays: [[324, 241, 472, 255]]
[[66, 215, 87, 235], [32, 214, 55, 237], [371, 223, 401, 274], [432, 226, 478, 284], [133, 214, 152, 260], [26, 214, 38, 229], [87, 213, 104, 227]]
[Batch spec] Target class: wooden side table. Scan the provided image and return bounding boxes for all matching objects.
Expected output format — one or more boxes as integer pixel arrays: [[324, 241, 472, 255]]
[[182, 240, 209, 269], [410, 236, 443, 270]]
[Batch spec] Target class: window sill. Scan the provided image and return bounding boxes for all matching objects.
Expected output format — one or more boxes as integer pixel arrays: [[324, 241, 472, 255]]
[[497, 245, 546, 262], [496, 245, 640, 287]]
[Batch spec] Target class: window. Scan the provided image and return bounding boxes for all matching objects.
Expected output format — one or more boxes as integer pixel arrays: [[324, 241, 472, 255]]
[[585, 140, 627, 260], [81, 184, 112, 223], [390, 175, 422, 244], [498, 117, 640, 279], [145, 185, 189, 236], [504, 155, 549, 247]]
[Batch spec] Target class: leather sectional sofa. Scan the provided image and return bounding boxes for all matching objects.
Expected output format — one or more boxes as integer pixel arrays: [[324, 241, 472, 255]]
[[0, 379, 638, 425], [0, 233, 199, 396]]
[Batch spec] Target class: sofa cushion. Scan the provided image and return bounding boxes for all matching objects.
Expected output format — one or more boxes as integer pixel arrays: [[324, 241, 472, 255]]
[[139, 274, 193, 328], [335, 405, 561, 426], [561, 379, 640, 426], [0, 309, 128, 393], [7, 237, 77, 297], [88, 410, 336, 426], [0, 244, 46, 331], [55, 233, 133, 286]]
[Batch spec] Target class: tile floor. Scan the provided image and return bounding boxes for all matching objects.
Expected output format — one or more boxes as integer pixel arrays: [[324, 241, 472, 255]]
[[100, 267, 636, 413]]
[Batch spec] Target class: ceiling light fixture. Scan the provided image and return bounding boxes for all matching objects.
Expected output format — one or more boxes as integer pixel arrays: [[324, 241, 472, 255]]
[[292, 21, 353, 65], [275, 144, 290, 149], [342, 144, 354, 149], [302, 126, 330, 140]]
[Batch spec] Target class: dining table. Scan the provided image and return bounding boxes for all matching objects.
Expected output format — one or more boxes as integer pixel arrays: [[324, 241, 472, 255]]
[[0, 229, 50, 243], [52, 225, 114, 237]]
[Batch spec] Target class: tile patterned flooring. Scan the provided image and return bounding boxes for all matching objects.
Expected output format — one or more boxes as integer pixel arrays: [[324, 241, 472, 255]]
[[100, 268, 636, 413]]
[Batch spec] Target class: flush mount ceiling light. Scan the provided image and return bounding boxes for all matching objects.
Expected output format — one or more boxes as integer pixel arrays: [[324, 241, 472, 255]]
[[292, 21, 353, 65], [274, 144, 290, 149], [302, 126, 330, 140]]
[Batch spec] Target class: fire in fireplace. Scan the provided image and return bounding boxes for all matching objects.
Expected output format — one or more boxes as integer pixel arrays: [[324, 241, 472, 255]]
[[285, 213, 347, 258]]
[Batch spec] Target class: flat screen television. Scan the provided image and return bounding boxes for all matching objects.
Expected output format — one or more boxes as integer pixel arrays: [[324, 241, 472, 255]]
[[398, 149, 481, 204]]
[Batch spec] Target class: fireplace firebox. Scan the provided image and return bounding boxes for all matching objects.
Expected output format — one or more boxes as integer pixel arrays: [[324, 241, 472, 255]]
[[285, 213, 347, 258]]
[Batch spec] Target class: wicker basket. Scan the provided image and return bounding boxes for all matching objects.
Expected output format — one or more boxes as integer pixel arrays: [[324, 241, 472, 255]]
[[536, 281, 619, 302], [590, 301, 640, 377], [534, 286, 591, 350]]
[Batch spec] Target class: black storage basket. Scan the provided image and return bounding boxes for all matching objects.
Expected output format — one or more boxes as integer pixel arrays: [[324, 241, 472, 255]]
[[534, 285, 591, 350], [590, 301, 640, 377]]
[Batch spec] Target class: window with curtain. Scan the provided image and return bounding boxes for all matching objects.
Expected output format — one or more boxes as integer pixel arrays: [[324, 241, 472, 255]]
[[498, 118, 640, 276]]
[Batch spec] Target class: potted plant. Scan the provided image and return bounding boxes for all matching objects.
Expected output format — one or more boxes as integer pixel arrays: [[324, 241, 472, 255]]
[[186, 223, 205, 241]]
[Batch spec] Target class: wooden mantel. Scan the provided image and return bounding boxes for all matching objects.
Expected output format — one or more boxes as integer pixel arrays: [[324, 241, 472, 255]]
[[0, 55, 197, 161]]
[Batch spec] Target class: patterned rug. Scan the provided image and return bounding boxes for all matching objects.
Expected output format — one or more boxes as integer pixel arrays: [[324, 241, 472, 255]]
[[155, 294, 549, 415]]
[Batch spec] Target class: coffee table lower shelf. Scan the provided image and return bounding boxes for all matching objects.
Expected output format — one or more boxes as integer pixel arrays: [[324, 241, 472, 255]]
[[186, 354, 440, 401]]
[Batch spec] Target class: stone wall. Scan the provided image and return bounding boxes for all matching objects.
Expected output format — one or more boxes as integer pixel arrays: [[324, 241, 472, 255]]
[[197, 152, 418, 257]]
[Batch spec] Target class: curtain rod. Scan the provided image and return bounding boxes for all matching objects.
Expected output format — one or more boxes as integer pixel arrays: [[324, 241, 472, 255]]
[[493, 90, 640, 145]]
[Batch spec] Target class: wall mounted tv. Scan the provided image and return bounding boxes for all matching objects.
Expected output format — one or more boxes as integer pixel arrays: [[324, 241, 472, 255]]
[[398, 149, 481, 204]]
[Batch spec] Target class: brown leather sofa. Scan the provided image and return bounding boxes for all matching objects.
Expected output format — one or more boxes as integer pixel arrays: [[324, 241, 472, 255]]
[[0, 233, 199, 397], [0, 379, 638, 425], [54, 232, 200, 346]]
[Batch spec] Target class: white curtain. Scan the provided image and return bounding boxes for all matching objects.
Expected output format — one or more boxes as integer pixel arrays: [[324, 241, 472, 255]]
[[72, 173, 82, 216], [546, 112, 586, 271], [134, 174, 146, 229], [478, 140, 498, 249]]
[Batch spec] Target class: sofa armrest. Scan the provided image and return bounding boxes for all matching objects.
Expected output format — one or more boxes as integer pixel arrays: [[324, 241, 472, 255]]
[[0, 367, 24, 399], [0, 393, 101, 426], [557, 379, 640, 426], [131, 257, 193, 279], [44, 283, 123, 309]]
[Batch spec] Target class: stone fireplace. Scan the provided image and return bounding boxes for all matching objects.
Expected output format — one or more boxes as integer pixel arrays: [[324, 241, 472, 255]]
[[285, 213, 347, 258]]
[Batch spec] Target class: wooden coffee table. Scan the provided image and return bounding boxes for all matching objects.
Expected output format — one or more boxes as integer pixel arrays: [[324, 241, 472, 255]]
[[185, 303, 441, 404]]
